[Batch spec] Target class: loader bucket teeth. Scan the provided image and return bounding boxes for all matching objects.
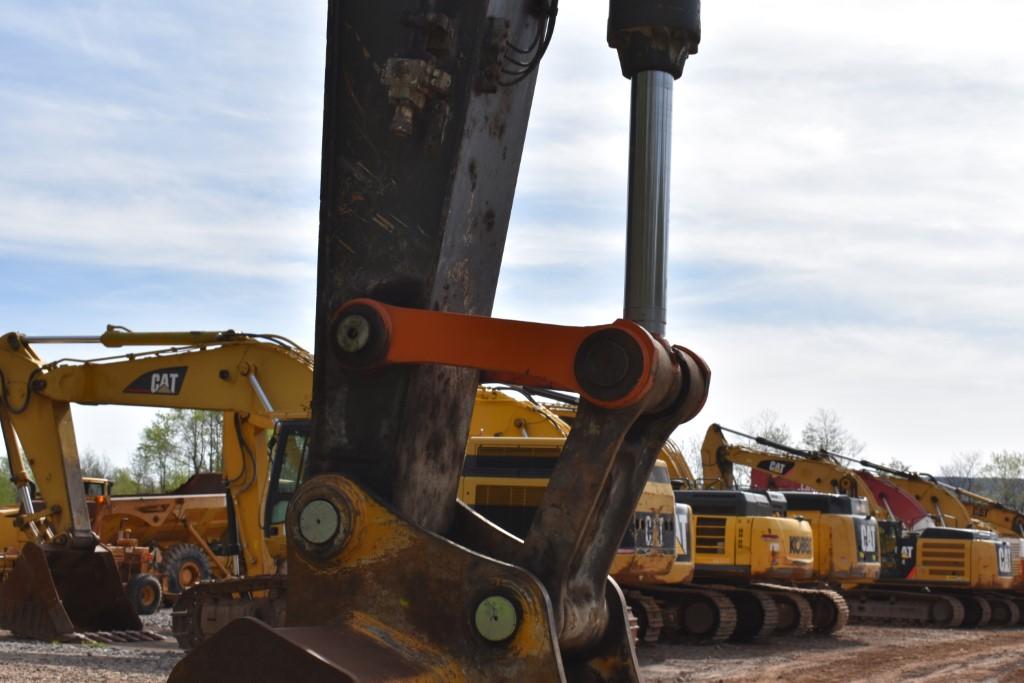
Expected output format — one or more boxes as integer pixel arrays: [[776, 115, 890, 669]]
[[0, 543, 141, 641]]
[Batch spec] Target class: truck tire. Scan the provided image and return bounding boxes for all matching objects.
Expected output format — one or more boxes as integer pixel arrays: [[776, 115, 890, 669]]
[[127, 573, 163, 615], [161, 543, 213, 595]]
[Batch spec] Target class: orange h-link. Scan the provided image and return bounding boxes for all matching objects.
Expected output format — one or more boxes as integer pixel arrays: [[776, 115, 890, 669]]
[[331, 298, 678, 411]]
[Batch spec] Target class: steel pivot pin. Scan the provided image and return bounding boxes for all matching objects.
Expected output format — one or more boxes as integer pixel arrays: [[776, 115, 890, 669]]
[[474, 595, 518, 642], [298, 498, 342, 545]]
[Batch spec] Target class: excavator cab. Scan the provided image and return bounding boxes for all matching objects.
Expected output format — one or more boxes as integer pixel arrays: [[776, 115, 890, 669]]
[[82, 477, 111, 500], [264, 421, 311, 526], [262, 419, 312, 561]]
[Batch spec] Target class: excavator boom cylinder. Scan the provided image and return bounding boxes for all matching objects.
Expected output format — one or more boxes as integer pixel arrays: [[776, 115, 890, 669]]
[[624, 69, 673, 336], [610, 0, 700, 337]]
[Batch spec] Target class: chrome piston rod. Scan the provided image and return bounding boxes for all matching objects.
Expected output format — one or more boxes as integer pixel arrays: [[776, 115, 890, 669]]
[[623, 70, 673, 336]]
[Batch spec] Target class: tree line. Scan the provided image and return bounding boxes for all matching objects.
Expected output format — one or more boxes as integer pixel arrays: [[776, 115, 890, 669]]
[[680, 408, 1024, 510], [0, 409, 225, 504], [2, 406, 1022, 511]]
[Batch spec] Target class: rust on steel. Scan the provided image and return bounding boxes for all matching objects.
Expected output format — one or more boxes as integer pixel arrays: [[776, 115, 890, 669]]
[[309, 0, 542, 533]]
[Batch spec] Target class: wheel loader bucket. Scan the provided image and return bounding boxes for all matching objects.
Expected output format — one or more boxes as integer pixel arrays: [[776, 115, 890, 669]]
[[0, 542, 142, 641]]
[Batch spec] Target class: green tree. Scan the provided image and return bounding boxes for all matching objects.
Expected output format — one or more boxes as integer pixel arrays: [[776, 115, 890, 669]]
[[79, 448, 113, 479], [170, 410, 223, 474], [131, 409, 224, 493], [132, 412, 185, 492], [981, 451, 1024, 510], [800, 409, 864, 456], [109, 467, 141, 495], [0, 456, 15, 505]]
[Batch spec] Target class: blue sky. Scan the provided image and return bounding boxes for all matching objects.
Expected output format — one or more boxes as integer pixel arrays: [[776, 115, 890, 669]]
[[2, 1, 1023, 472]]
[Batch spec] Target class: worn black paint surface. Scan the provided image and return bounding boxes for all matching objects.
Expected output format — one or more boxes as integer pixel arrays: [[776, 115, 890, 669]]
[[309, 1, 541, 532]]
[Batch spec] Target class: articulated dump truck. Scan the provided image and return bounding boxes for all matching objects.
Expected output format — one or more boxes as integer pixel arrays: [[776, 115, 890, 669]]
[[705, 423, 1022, 628], [85, 473, 233, 607]]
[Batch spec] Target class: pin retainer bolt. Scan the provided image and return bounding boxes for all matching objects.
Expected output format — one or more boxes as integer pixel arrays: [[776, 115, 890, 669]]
[[336, 314, 371, 353]]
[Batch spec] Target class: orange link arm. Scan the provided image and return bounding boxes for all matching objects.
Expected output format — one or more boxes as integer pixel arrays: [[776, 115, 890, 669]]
[[332, 299, 668, 410]]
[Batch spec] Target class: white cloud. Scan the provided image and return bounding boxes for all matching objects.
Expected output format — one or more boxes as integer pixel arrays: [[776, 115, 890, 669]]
[[4, 1, 1024, 471]]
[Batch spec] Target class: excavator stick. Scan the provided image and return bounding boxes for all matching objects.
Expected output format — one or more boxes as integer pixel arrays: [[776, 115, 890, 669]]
[[0, 542, 143, 642], [173, 0, 704, 679]]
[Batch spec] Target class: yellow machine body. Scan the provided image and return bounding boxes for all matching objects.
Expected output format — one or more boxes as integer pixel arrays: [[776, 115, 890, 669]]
[[780, 507, 880, 583], [908, 532, 1014, 589], [462, 393, 691, 588], [691, 511, 814, 582]]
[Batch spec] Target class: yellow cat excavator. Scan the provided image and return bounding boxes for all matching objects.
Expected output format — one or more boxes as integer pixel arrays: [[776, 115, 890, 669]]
[[509, 393, 849, 642], [855, 458, 1024, 602], [461, 389, 746, 644], [171, 1, 712, 680], [703, 423, 1021, 628], [0, 326, 313, 642]]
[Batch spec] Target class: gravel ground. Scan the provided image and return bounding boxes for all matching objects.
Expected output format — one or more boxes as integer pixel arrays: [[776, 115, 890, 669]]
[[0, 617, 1021, 681], [0, 610, 181, 683], [0, 639, 181, 683], [139, 611, 173, 637]]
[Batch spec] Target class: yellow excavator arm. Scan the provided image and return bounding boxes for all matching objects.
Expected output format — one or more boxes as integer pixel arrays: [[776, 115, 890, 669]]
[[954, 486, 1024, 537], [699, 424, 888, 516], [0, 329, 313, 600], [850, 457, 1006, 533]]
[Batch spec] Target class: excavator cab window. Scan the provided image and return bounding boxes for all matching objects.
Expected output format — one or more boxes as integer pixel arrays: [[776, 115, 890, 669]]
[[878, 520, 916, 579], [82, 479, 110, 499], [264, 420, 311, 531]]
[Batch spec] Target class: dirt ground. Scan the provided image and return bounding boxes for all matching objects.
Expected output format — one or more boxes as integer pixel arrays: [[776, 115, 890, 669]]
[[0, 617, 1022, 682], [638, 624, 1024, 682]]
